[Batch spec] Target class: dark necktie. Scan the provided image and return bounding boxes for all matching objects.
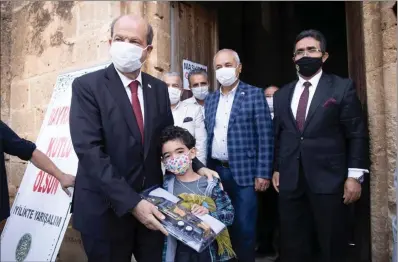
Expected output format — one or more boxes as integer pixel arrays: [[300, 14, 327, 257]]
[[296, 81, 311, 132], [129, 80, 144, 143]]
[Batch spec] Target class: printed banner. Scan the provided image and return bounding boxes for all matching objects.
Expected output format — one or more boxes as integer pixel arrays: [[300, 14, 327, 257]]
[[0, 62, 110, 262], [182, 59, 207, 90]]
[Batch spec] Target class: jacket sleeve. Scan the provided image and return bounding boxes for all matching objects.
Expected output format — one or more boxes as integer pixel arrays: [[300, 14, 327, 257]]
[[209, 180, 234, 226], [193, 106, 207, 166], [69, 78, 141, 217], [1, 120, 36, 161], [254, 88, 274, 179], [273, 91, 281, 173], [340, 80, 369, 169]]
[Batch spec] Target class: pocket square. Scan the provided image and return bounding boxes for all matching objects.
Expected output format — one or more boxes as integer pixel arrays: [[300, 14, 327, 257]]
[[323, 98, 337, 108], [183, 117, 193, 123]]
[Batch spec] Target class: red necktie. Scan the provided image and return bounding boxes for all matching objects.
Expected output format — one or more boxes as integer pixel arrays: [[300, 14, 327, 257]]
[[129, 80, 144, 143], [296, 81, 311, 132]]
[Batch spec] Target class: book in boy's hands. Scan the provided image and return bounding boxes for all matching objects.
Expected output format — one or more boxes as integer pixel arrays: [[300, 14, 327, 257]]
[[140, 186, 226, 252]]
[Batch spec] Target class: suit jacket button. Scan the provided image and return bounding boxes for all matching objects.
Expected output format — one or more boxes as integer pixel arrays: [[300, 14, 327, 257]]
[[300, 137, 304, 140], [296, 156, 300, 160]]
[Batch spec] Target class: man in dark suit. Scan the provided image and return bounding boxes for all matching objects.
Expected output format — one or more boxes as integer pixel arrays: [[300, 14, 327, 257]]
[[69, 15, 217, 262], [205, 49, 274, 262], [272, 30, 369, 262]]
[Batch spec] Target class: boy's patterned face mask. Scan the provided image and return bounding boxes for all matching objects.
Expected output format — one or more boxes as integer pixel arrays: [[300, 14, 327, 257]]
[[163, 153, 191, 176]]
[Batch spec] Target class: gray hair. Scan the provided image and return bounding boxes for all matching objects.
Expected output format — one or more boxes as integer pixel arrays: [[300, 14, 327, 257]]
[[213, 49, 241, 67], [163, 72, 182, 86], [110, 15, 154, 45], [188, 69, 208, 85]]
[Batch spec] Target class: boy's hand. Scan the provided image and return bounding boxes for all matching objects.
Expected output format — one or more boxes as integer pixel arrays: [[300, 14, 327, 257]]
[[191, 204, 209, 216]]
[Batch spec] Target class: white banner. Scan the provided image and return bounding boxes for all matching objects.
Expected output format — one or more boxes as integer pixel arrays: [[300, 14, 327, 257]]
[[1, 62, 110, 262], [182, 59, 207, 90]]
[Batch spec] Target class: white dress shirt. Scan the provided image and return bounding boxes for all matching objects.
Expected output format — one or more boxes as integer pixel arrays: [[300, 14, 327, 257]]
[[172, 102, 207, 165], [182, 98, 205, 118], [292, 70, 368, 179], [115, 69, 145, 124], [211, 83, 239, 161]]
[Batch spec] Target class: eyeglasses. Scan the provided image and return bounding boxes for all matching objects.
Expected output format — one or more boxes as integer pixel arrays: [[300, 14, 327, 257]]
[[294, 47, 323, 58]]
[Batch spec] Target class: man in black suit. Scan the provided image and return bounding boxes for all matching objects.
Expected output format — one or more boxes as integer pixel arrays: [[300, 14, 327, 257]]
[[272, 30, 369, 262], [69, 15, 217, 262]]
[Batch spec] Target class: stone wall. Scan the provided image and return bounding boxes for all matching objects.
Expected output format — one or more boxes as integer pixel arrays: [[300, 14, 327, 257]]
[[0, 1, 171, 261], [363, 1, 397, 261]]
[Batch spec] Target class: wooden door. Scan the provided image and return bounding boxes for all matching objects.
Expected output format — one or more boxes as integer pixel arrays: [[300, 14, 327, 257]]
[[170, 2, 218, 90]]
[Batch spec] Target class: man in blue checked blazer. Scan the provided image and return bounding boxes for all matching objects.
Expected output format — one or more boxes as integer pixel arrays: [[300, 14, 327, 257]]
[[205, 49, 274, 262]]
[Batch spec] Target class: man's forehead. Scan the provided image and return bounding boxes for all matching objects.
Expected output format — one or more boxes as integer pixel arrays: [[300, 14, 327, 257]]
[[114, 16, 147, 36], [215, 51, 236, 64], [164, 75, 182, 83], [191, 74, 208, 82], [295, 37, 320, 49]]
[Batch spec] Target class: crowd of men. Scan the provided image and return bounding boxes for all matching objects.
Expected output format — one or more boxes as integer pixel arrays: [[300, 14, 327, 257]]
[[0, 14, 369, 262]]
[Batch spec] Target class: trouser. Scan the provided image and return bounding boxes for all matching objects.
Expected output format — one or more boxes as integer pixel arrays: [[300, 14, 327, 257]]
[[81, 221, 164, 262], [278, 165, 348, 262], [215, 165, 257, 262]]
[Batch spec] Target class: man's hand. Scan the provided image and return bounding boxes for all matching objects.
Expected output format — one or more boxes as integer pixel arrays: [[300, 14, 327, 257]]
[[132, 199, 168, 236], [255, 178, 270, 192], [58, 173, 75, 197], [191, 204, 209, 216], [272, 172, 280, 193], [197, 167, 224, 190], [343, 178, 361, 205], [197, 167, 219, 180]]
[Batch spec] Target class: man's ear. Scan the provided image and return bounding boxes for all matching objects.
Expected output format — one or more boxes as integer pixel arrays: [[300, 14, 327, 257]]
[[237, 63, 242, 74], [322, 52, 329, 63]]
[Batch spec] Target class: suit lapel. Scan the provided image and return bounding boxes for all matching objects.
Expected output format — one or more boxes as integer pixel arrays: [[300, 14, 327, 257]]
[[208, 91, 220, 134], [142, 73, 156, 159], [104, 65, 143, 144], [287, 81, 299, 133], [303, 73, 333, 132], [228, 83, 246, 130]]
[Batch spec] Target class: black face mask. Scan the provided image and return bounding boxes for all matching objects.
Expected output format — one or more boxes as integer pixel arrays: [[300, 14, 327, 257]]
[[295, 57, 323, 77]]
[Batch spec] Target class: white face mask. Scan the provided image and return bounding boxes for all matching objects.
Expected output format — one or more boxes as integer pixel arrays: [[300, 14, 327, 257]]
[[216, 67, 238, 86], [191, 86, 209, 100], [168, 87, 182, 105], [109, 42, 147, 73]]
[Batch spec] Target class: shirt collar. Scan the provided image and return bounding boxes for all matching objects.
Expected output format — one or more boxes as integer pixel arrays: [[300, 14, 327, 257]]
[[298, 70, 322, 88], [115, 68, 143, 88], [220, 81, 240, 96]]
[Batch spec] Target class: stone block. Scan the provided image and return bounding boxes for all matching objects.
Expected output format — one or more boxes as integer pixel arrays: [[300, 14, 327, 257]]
[[29, 72, 58, 108], [364, 33, 383, 71], [56, 3, 78, 39], [9, 161, 28, 188], [382, 26, 397, 50], [8, 184, 17, 197], [97, 40, 111, 61], [10, 109, 35, 135], [145, 2, 170, 33], [57, 225, 87, 262], [381, 5, 397, 30], [77, 2, 112, 36], [72, 36, 100, 66], [10, 79, 29, 110], [365, 67, 385, 115], [383, 63, 398, 111]]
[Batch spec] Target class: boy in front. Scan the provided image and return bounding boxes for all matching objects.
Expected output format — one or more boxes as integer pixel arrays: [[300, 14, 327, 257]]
[[160, 126, 235, 262]]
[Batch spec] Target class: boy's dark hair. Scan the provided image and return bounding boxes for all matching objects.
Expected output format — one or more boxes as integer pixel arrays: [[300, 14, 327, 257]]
[[160, 126, 196, 149], [294, 29, 327, 53]]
